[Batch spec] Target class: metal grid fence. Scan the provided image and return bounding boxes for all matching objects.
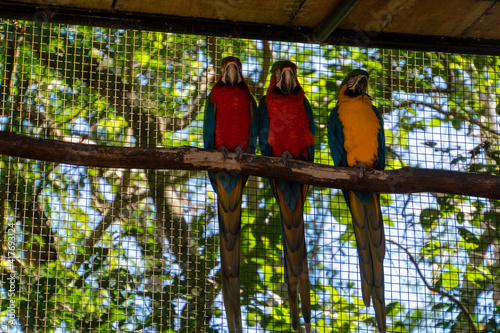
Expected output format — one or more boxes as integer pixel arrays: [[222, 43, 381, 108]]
[[0, 19, 499, 332]]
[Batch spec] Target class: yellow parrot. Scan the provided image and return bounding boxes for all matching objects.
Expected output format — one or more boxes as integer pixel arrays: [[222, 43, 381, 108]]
[[327, 69, 386, 332]]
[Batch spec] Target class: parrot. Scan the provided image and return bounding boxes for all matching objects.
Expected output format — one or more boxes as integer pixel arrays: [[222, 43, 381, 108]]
[[327, 69, 386, 332], [258, 61, 315, 332], [203, 56, 258, 333]]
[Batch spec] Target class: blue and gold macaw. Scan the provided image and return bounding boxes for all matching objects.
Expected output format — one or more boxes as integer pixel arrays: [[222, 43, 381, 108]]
[[259, 61, 315, 332], [327, 69, 386, 332], [203, 56, 258, 333]]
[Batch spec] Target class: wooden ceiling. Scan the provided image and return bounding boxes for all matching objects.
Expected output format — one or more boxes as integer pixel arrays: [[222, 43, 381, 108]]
[[2, 0, 500, 54]]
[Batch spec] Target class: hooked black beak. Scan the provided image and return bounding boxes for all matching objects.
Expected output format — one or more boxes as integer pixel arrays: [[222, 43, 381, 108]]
[[276, 67, 297, 94], [221, 62, 241, 86], [354, 76, 368, 97]]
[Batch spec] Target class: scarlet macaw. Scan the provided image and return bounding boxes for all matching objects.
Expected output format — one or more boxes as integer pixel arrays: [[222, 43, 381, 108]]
[[259, 61, 315, 332], [327, 69, 386, 332], [203, 56, 258, 333]]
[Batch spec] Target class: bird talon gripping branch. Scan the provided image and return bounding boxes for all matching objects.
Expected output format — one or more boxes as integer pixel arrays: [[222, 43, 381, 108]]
[[218, 146, 230, 160], [233, 146, 244, 162], [282, 151, 294, 167], [358, 162, 367, 178]]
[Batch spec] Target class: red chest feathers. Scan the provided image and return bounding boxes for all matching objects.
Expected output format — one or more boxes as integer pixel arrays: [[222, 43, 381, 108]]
[[211, 85, 251, 151], [266, 93, 314, 160]]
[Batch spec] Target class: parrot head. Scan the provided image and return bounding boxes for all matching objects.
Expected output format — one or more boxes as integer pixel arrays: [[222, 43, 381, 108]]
[[340, 69, 369, 98], [271, 60, 300, 95], [219, 56, 244, 86]]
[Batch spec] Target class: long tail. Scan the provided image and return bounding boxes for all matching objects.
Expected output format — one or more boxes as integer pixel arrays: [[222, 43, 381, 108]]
[[271, 179, 311, 332], [212, 172, 247, 333], [348, 191, 386, 332]]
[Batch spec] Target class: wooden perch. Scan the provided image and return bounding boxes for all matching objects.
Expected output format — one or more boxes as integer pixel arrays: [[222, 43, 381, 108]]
[[1, 131, 500, 199]]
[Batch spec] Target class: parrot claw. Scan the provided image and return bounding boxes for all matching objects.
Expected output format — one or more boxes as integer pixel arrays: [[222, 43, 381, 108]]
[[357, 162, 367, 178], [281, 151, 294, 167], [234, 146, 244, 162], [218, 146, 229, 160]]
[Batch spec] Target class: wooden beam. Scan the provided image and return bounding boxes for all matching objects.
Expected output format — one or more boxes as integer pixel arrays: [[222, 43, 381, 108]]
[[1, 2, 500, 55], [1, 131, 500, 199]]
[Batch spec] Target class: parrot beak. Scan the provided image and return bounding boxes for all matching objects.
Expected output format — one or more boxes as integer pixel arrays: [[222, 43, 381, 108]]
[[221, 61, 242, 86], [276, 66, 297, 94], [348, 75, 368, 97], [356, 75, 368, 97]]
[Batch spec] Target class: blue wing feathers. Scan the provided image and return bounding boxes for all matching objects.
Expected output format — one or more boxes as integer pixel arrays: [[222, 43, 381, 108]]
[[303, 97, 315, 162], [373, 105, 385, 171], [327, 106, 347, 168], [249, 94, 259, 154], [258, 95, 272, 157], [203, 94, 216, 150], [275, 179, 301, 212]]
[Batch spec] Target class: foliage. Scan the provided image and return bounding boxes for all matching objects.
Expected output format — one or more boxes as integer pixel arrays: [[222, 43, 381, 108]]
[[0, 19, 499, 332]]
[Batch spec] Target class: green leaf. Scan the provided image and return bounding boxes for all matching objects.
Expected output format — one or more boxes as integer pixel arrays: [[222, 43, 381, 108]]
[[465, 265, 493, 287], [419, 208, 441, 232], [386, 301, 404, 317], [441, 266, 461, 290], [451, 118, 462, 130], [380, 193, 392, 206], [469, 163, 484, 172], [441, 271, 460, 289], [429, 118, 441, 127], [246, 311, 261, 326], [458, 227, 480, 250]]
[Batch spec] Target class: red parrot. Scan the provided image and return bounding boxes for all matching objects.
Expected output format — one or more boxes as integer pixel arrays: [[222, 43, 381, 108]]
[[203, 56, 258, 333], [259, 61, 315, 332]]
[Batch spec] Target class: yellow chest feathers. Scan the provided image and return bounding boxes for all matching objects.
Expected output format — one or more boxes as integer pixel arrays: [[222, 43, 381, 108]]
[[337, 97, 381, 169]]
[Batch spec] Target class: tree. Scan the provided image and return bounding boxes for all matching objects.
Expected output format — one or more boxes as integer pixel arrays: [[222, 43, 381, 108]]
[[0, 19, 499, 332]]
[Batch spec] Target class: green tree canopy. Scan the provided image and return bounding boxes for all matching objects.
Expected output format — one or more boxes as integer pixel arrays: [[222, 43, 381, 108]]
[[0, 19, 499, 332]]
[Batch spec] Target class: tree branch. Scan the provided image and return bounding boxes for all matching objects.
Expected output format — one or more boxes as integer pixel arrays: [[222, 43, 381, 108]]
[[400, 100, 500, 137], [255, 40, 272, 100], [387, 239, 478, 333], [72, 169, 131, 270], [1, 131, 500, 199], [453, 221, 498, 331]]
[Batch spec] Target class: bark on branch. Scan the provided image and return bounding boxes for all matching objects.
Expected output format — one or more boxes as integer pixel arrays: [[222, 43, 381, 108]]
[[1, 131, 500, 199]]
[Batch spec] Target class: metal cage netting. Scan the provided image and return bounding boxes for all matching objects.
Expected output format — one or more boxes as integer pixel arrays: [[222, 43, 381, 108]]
[[0, 19, 499, 333]]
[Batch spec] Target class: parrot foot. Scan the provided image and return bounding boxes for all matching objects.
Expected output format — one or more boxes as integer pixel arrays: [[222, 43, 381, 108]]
[[233, 146, 244, 162], [298, 152, 308, 161], [373, 155, 379, 168], [281, 151, 294, 167], [218, 146, 229, 160], [357, 162, 367, 178]]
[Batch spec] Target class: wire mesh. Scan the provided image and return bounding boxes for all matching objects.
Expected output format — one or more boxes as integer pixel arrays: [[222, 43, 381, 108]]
[[0, 18, 500, 333]]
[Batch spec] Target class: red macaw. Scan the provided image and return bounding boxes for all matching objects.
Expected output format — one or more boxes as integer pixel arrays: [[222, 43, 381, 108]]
[[203, 56, 258, 333], [327, 69, 386, 332], [259, 61, 315, 332]]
